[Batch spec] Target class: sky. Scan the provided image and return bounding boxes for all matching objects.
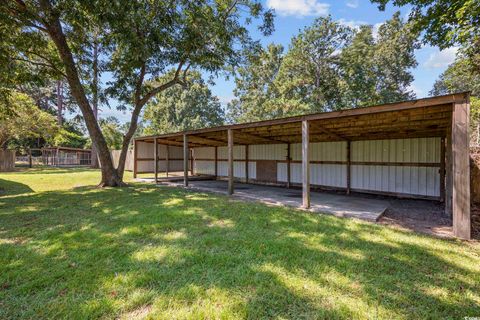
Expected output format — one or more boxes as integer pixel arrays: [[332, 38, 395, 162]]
[[103, 0, 458, 123]]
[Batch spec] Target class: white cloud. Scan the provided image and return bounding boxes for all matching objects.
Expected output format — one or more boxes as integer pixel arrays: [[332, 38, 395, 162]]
[[338, 18, 367, 29], [346, 0, 359, 8], [372, 22, 383, 39], [423, 47, 459, 69], [267, 0, 330, 17]]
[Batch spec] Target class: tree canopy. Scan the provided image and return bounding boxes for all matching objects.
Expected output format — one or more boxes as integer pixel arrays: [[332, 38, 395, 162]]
[[1, 0, 274, 186], [228, 13, 419, 123], [430, 56, 480, 145], [0, 91, 57, 150], [371, 0, 480, 75], [143, 71, 224, 135]]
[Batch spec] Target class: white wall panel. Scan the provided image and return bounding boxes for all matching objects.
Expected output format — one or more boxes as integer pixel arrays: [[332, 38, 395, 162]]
[[279, 163, 346, 188], [248, 162, 256, 179], [137, 160, 153, 172], [218, 146, 245, 160], [137, 141, 153, 158], [194, 160, 215, 175], [168, 146, 184, 158], [352, 138, 440, 163], [249, 144, 286, 160], [193, 147, 215, 159], [291, 142, 346, 161], [216, 161, 246, 178], [277, 163, 287, 182], [350, 138, 441, 197], [351, 165, 440, 197]]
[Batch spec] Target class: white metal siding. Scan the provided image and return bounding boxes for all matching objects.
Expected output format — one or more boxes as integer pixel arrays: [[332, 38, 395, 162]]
[[249, 144, 286, 160], [218, 146, 246, 160], [195, 160, 215, 175], [137, 141, 153, 158], [194, 147, 215, 159], [278, 163, 346, 188], [351, 138, 441, 197]]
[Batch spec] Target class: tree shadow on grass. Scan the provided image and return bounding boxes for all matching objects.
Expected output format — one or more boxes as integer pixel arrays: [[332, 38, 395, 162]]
[[0, 185, 479, 319], [0, 178, 34, 197]]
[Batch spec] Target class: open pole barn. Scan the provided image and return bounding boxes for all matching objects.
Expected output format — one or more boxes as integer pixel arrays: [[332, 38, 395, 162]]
[[133, 93, 471, 239]]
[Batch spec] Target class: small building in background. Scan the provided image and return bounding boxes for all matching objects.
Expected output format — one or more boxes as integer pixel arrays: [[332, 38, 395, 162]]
[[42, 147, 92, 166]]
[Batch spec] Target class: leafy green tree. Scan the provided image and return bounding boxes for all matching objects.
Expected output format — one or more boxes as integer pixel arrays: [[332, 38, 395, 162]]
[[430, 57, 480, 145], [99, 117, 124, 150], [50, 121, 88, 149], [339, 25, 377, 106], [0, 91, 57, 149], [227, 44, 284, 122], [275, 16, 352, 113], [371, 12, 419, 102], [228, 13, 418, 123], [371, 0, 480, 75], [1, 0, 273, 186], [143, 71, 224, 134]]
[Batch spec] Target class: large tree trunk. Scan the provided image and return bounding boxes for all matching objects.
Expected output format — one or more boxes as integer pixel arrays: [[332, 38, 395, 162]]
[[41, 1, 123, 186], [56, 80, 63, 126], [90, 35, 100, 169]]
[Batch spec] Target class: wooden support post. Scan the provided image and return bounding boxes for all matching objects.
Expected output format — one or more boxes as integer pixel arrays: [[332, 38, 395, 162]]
[[183, 134, 189, 187], [154, 138, 158, 183], [346, 141, 351, 194], [245, 145, 249, 183], [287, 143, 291, 188], [440, 137, 446, 202], [166, 145, 169, 178], [133, 140, 138, 178], [228, 129, 234, 195], [445, 132, 453, 215], [190, 149, 194, 176], [214, 146, 218, 179], [452, 100, 471, 239], [302, 120, 310, 208]]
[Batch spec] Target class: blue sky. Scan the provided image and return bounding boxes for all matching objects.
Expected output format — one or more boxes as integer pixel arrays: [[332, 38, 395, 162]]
[[104, 0, 458, 123]]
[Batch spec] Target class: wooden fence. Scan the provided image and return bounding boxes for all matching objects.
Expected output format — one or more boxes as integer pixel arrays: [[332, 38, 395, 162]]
[[0, 150, 15, 172]]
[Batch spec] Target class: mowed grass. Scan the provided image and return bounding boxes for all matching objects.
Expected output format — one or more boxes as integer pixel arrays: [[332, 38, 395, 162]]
[[0, 168, 479, 319]]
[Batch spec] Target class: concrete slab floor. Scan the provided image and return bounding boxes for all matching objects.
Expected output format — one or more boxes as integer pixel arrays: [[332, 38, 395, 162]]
[[156, 179, 389, 222]]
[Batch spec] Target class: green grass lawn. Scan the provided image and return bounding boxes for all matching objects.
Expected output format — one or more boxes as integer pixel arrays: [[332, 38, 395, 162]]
[[0, 168, 479, 319]]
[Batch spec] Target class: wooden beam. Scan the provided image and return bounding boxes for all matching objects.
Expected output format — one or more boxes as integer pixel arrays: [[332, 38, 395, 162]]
[[440, 137, 445, 202], [133, 140, 138, 178], [166, 145, 169, 178], [190, 149, 194, 176], [154, 138, 158, 183], [445, 130, 452, 215], [214, 146, 218, 178], [228, 129, 234, 195], [183, 134, 188, 187], [287, 143, 291, 188], [188, 135, 224, 146], [245, 145, 249, 183], [310, 122, 347, 141], [235, 131, 288, 144], [346, 140, 351, 194], [302, 120, 310, 208], [452, 100, 471, 239]]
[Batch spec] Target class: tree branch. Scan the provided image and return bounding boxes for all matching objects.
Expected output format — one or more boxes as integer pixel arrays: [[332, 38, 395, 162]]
[[12, 57, 67, 77], [138, 60, 185, 106]]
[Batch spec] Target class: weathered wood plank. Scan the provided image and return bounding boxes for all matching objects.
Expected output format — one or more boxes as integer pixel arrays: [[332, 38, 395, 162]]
[[183, 134, 189, 187], [452, 100, 471, 239], [302, 120, 310, 208], [228, 129, 234, 195], [154, 138, 158, 183]]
